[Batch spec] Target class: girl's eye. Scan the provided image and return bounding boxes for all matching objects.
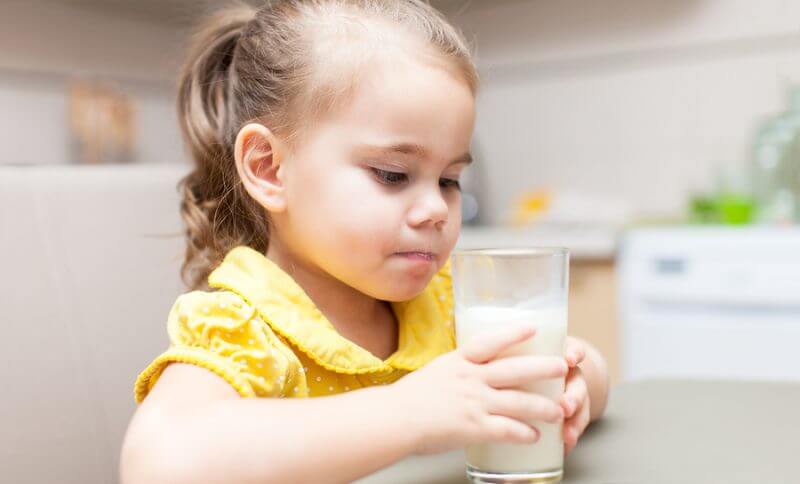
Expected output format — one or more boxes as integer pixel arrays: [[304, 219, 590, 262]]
[[440, 178, 461, 191], [371, 168, 408, 185]]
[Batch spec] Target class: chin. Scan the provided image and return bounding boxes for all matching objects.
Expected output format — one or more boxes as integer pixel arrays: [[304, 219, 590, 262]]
[[357, 257, 441, 301], [371, 277, 432, 302]]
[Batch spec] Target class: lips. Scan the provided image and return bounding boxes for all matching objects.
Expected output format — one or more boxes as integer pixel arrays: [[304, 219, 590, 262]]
[[396, 251, 437, 261]]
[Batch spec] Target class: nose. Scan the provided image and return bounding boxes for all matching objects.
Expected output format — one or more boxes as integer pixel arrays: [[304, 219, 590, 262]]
[[407, 186, 449, 230]]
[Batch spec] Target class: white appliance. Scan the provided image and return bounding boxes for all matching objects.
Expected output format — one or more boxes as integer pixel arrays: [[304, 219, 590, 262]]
[[618, 227, 800, 381]]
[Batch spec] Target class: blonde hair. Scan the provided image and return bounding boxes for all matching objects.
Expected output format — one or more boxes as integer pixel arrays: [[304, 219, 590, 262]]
[[177, 0, 478, 290]]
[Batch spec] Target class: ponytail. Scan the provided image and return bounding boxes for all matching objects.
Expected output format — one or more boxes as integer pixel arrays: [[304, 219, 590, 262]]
[[176, 4, 268, 290]]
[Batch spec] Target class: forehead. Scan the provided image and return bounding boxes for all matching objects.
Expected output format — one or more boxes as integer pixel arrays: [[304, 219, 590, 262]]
[[314, 55, 476, 159]]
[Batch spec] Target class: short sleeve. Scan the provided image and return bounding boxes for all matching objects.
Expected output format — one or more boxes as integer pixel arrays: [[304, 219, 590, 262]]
[[134, 290, 303, 403]]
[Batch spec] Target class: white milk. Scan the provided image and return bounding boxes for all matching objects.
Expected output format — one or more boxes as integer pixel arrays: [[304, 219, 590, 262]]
[[455, 304, 567, 475]]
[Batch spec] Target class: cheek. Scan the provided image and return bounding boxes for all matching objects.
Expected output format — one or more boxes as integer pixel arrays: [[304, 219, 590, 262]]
[[289, 168, 401, 252]]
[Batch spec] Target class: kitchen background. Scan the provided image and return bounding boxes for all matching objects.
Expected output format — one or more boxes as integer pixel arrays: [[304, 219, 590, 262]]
[[7, 0, 800, 216], [2, 1, 800, 482]]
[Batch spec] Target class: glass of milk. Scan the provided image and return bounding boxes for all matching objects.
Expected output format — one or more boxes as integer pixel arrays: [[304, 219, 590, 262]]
[[452, 247, 569, 484]]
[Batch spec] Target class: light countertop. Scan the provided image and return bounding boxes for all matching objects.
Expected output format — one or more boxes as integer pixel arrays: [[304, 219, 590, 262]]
[[457, 225, 619, 260]]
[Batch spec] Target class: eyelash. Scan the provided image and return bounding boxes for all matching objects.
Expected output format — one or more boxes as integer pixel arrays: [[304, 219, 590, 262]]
[[370, 168, 461, 191]]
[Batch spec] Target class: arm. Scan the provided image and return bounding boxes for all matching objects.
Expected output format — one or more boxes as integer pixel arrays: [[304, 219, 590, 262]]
[[122, 325, 570, 484], [120, 363, 418, 484]]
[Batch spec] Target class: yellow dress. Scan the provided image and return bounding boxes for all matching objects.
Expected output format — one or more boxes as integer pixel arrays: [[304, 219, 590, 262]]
[[134, 246, 455, 402]]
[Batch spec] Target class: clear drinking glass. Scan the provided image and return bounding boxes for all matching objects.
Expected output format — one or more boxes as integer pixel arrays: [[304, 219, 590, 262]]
[[452, 248, 570, 484]]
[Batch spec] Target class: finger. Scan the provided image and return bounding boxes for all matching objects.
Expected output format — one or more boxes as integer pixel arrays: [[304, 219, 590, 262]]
[[561, 369, 587, 417], [563, 403, 591, 455], [561, 388, 585, 419], [486, 388, 564, 424], [577, 403, 591, 435], [564, 425, 578, 455], [564, 337, 586, 367], [483, 356, 568, 389], [482, 415, 540, 445], [461, 324, 536, 364]]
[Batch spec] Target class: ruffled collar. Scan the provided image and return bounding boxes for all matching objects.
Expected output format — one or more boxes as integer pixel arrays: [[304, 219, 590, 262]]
[[207, 246, 453, 375]]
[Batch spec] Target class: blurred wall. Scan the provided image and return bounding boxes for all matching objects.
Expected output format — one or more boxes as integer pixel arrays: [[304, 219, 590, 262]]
[[442, 0, 800, 221], [0, 0, 188, 165], [5, 0, 800, 220]]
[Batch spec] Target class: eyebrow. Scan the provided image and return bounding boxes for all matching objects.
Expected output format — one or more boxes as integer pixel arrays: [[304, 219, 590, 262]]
[[360, 142, 473, 166]]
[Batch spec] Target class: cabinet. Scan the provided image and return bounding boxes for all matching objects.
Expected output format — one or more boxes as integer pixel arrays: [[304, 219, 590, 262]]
[[569, 259, 619, 384]]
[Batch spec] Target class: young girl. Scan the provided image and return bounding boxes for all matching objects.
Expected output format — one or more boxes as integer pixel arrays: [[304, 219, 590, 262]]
[[120, 1, 609, 482]]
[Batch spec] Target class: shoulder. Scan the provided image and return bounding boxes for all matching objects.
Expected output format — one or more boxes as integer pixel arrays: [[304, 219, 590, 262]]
[[166, 290, 256, 338], [135, 290, 305, 402], [166, 289, 300, 368]]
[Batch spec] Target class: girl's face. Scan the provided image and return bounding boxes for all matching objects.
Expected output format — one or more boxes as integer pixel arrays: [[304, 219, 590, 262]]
[[274, 59, 475, 301]]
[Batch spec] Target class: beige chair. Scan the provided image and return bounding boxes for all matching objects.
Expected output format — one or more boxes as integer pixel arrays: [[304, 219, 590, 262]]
[[0, 163, 464, 484], [1, 164, 187, 483]]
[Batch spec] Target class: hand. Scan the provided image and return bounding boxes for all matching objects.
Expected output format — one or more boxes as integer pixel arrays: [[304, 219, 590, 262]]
[[390, 325, 568, 456], [561, 336, 591, 455]]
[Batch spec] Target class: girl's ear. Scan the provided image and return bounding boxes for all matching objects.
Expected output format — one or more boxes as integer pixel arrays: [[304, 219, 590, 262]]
[[234, 123, 287, 212]]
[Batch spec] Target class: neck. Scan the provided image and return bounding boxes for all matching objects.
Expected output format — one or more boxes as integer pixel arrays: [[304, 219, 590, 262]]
[[265, 236, 398, 359]]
